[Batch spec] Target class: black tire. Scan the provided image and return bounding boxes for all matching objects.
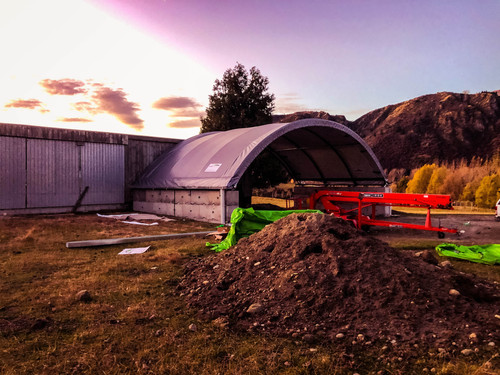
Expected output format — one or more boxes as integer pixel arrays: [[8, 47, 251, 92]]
[[438, 231, 445, 239]]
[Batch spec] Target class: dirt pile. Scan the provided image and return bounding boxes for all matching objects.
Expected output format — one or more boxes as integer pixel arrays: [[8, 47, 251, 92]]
[[179, 213, 500, 351]]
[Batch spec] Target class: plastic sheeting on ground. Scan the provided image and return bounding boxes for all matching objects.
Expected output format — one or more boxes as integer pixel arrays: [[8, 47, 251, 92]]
[[118, 246, 151, 255], [207, 207, 322, 252], [436, 243, 500, 265], [97, 213, 174, 224]]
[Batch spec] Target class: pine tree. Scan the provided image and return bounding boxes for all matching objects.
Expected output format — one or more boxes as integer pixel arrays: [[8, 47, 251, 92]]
[[200, 63, 275, 133]]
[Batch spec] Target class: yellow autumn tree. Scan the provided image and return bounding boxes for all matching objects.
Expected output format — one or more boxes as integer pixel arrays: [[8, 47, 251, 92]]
[[391, 176, 409, 193], [460, 177, 482, 202], [406, 164, 437, 194], [427, 166, 448, 194], [439, 171, 467, 200], [475, 174, 500, 208]]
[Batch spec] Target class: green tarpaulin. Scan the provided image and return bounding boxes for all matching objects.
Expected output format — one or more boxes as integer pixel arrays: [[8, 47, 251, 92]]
[[207, 207, 322, 252], [435, 243, 500, 265]]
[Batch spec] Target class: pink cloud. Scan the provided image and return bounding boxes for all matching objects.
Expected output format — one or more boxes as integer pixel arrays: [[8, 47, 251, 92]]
[[4, 99, 48, 113], [57, 117, 92, 123], [92, 86, 144, 130], [153, 96, 204, 117], [6, 79, 147, 130], [169, 118, 202, 128], [72, 101, 99, 115], [171, 108, 205, 117], [39, 79, 87, 95], [275, 93, 308, 114], [153, 96, 199, 109]]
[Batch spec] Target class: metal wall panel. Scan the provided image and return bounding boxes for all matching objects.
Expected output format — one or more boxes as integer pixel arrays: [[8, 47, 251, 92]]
[[0, 136, 26, 209], [27, 139, 80, 208], [81, 143, 125, 204], [124, 139, 175, 197], [1, 128, 176, 212]]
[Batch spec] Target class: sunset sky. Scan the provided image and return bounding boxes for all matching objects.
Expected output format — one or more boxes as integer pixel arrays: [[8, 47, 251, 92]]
[[1, 0, 499, 139]]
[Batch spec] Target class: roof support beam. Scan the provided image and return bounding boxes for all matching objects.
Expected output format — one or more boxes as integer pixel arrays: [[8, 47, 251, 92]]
[[280, 134, 327, 184], [303, 128, 358, 185], [265, 147, 299, 182]]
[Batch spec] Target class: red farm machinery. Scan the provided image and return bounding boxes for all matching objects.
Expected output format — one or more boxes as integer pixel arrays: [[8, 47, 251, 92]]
[[302, 190, 458, 238]]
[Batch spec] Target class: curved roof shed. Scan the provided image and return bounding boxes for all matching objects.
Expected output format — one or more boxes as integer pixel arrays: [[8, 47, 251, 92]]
[[134, 119, 387, 189]]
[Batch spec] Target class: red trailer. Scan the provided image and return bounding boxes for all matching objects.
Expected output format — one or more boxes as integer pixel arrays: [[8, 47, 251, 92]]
[[308, 190, 458, 238]]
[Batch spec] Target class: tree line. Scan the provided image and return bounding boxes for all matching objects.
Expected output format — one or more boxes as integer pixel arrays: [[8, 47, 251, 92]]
[[394, 155, 500, 208]]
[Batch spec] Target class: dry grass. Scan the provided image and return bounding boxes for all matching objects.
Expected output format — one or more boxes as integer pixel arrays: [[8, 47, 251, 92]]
[[1, 213, 499, 374], [251, 196, 293, 208]]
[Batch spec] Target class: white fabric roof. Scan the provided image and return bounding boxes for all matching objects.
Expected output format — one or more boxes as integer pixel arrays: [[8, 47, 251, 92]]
[[133, 119, 387, 189]]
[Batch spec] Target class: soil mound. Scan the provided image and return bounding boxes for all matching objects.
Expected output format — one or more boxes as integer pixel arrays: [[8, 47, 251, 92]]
[[179, 213, 499, 351]]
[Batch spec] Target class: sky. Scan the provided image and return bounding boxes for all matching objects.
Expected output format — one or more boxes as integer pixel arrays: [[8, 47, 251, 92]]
[[1, 0, 499, 139]]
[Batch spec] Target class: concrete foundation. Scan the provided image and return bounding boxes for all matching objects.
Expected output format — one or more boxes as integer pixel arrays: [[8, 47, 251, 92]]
[[133, 189, 239, 223]]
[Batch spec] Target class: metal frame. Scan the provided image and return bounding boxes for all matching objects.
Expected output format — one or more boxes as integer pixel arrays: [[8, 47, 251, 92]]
[[309, 190, 458, 237]]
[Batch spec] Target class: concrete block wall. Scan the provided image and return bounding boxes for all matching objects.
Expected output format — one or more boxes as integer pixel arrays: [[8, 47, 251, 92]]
[[133, 189, 239, 223]]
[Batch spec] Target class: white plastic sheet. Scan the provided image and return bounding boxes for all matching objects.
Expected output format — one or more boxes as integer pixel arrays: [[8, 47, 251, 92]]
[[118, 246, 151, 255]]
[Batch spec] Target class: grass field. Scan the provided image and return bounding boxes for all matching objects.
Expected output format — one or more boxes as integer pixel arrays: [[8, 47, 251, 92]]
[[0, 213, 499, 374]]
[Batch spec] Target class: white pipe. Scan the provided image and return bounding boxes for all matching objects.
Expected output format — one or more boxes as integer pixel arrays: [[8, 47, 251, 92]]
[[66, 231, 213, 248]]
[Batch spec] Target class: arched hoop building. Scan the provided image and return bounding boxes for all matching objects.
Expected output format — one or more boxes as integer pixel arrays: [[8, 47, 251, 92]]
[[133, 119, 388, 223]]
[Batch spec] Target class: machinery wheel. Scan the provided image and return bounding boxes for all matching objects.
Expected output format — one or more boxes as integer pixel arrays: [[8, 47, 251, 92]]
[[438, 231, 445, 239]]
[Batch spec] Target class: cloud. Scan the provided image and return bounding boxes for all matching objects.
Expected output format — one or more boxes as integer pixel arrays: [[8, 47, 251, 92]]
[[169, 118, 202, 128], [72, 101, 99, 115], [153, 96, 199, 109], [38, 79, 144, 129], [92, 86, 144, 130], [4, 99, 49, 113], [171, 108, 205, 117], [39, 79, 87, 95], [57, 117, 92, 123], [153, 96, 204, 117], [275, 93, 309, 114]]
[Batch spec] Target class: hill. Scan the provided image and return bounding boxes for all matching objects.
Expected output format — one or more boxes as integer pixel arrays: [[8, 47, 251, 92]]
[[276, 91, 500, 173], [272, 111, 350, 125], [351, 91, 500, 171]]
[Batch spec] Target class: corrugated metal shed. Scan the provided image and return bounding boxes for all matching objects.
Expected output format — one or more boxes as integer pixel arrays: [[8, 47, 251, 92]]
[[0, 136, 26, 209], [0, 123, 180, 213], [27, 139, 80, 208], [81, 143, 125, 204]]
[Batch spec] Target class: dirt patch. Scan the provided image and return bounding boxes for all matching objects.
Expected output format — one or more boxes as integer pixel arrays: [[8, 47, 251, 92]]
[[369, 212, 500, 245], [0, 316, 53, 335], [179, 213, 500, 354]]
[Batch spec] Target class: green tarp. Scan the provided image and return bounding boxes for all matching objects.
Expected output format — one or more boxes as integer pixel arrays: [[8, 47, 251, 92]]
[[435, 243, 500, 265], [207, 207, 322, 252]]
